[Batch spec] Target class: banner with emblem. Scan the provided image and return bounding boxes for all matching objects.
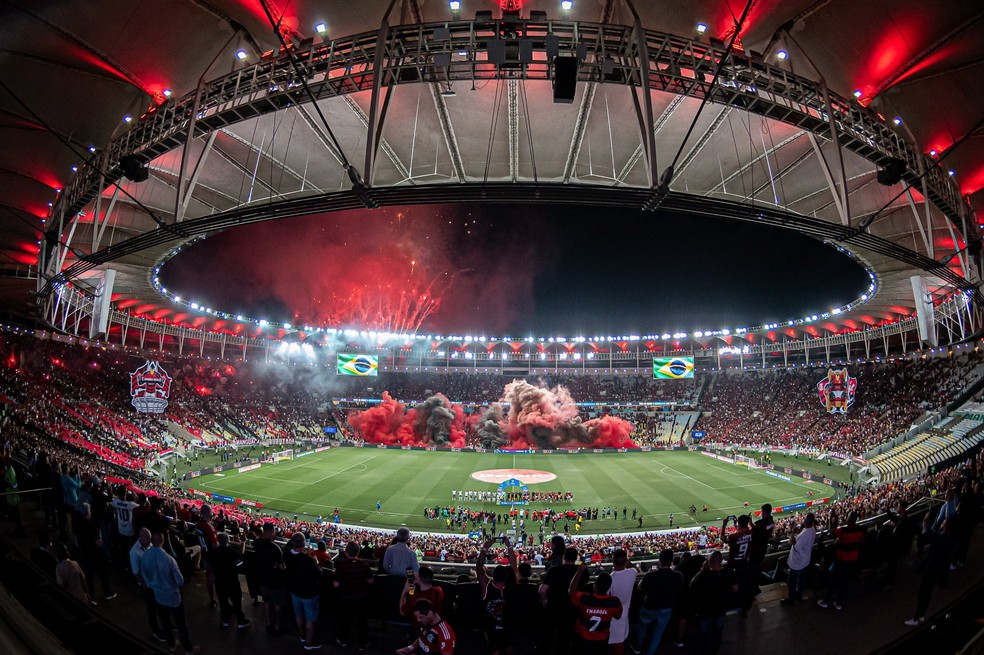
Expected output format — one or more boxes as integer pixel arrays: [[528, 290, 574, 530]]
[[817, 368, 857, 414], [337, 353, 378, 376], [129, 360, 173, 413]]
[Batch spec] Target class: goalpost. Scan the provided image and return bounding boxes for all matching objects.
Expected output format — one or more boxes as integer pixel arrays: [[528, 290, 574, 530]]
[[735, 454, 761, 469], [273, 449, 294, 463]]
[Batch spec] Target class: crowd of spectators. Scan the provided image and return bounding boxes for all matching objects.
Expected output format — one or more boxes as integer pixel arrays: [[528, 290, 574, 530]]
[[695, 353, 984, 456]]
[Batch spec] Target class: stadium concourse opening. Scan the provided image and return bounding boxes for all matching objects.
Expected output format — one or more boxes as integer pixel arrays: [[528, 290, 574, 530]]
[[157, 203, 871, 336]]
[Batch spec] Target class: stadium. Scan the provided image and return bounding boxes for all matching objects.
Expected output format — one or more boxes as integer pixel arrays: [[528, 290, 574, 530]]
[[0, 1, 983, 654]]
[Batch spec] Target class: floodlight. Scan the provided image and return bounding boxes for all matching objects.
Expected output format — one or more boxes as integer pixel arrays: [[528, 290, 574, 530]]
[[696, 23, 707, 34], [315, 22, 327, 34], [162, 89, 172, 97], [123, 115, 132, 123], [892, 117, 902, 126], [236, 50, 248, 60], [776, 50, 788, 61], [561, 1, 573, 11], [852, 90, 862, 98]]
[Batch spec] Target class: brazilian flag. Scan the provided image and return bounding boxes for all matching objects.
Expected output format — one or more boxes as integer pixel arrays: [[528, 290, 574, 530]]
[[653, 357, 694, 379], [337, 354, 378, 376]]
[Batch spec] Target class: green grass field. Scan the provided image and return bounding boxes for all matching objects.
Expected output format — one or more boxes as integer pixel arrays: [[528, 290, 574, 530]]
[[184, 449, 837, 534]]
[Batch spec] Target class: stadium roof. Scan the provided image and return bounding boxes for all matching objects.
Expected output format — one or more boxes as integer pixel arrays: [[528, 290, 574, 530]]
[[1, 0, 982, 345]]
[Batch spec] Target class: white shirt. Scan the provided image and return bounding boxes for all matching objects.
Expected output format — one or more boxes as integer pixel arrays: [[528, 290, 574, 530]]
[[787, 525, 816, 571], [608, 567, 637, 644], [112, 498, 138, 537]]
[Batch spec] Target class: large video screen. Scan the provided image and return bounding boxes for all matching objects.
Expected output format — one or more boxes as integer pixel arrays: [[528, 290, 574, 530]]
[[653, 356, 694, 379], [337, 354, 379, 377]]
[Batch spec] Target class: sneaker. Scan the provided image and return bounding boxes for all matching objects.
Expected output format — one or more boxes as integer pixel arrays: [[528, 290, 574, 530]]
[[237, 620, 251, 629], [673, 642, 685, 648], [358, 645, 369, 652], [833, 602, 843, 611], [817, 600, 829, 609], [335, 639, 348, 647], [221, 622, 230, 628], [904, 618, 925, 626], [304, 644, 323, 651], [104, 593, 118, 601]]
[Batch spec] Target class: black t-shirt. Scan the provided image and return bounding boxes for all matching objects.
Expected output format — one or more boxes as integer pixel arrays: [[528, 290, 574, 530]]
[[253, 538, 285, 587], [638, 567, 685, 610], [690, 568, 736, 618], [285, 549, 321, 599], [750, 515, 775, 563], [206, 545, 242, 586], [542, 563, 579, 618]]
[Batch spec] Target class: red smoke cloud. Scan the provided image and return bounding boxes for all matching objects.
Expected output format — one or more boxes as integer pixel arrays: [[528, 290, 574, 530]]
[[349, 381, 636, 450], [348, 391, 469, 448]]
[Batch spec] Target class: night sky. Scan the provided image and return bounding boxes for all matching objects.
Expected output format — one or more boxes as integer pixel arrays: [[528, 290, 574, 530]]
[[160, 203, 870, 336]]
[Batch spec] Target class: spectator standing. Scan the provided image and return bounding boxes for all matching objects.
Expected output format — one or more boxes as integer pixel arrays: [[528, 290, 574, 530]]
[[139, 531, 198, 654], [905, 518, 955, 626], [129, 527, 166, 641], [607, 549, 636, 655], [476, 538, 518, 655], [253, 522, 287, 634], [538, 546, 580, 655], [333, 541, 374, 650], [568, 565, 623, 655], [781, 513, 816, 605], [689, 551, 737, 655], [383, 527, 419, 575], [635, 548, 684, 655], [818, 510, 866, 611], [285, 532, 322, 650], [207, 532, 250, 629]]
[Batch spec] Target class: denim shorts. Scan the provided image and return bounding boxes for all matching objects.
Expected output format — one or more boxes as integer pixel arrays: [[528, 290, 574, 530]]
[[292, 594, 320, 622]]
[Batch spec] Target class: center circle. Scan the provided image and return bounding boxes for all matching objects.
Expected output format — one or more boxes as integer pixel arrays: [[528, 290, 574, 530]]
[[471, 469, 558, 484]]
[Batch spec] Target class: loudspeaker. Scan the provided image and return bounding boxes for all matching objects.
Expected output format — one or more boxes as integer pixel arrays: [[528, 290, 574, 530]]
[[553, 56, 578, 104], [876, 157, 906, 186], [120, 154, 149, 183]]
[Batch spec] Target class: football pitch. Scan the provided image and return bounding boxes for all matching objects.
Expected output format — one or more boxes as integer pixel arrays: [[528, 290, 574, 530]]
[[185, 449, 837, 534]]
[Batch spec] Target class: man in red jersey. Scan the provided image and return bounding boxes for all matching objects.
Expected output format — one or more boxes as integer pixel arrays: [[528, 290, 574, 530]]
[[397, 599, 456, 655], [568, 563, 623, 655], [818, 510, 866, 610]]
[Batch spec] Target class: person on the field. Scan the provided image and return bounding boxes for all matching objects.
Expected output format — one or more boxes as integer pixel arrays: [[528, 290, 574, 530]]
[[569, 565, 622, 655]]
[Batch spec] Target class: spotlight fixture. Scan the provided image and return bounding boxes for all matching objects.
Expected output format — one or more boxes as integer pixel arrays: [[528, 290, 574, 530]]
[[776, 49, 788, 61], [71, 165, 78, 172], [696, 23, 707, 34], [122, 114, 132, 123], [892, 116, 902, 126], [162, 89, 172, 97], [315, 22, 327, 34], [236, 49, 248, 60], [852, 89, 862, 98], [929, 149, 937, 157], [948, 169, 956, 176], [448, 1, 460, 9], [561, 0, 573, 11], [88, 145, 96, 153]]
